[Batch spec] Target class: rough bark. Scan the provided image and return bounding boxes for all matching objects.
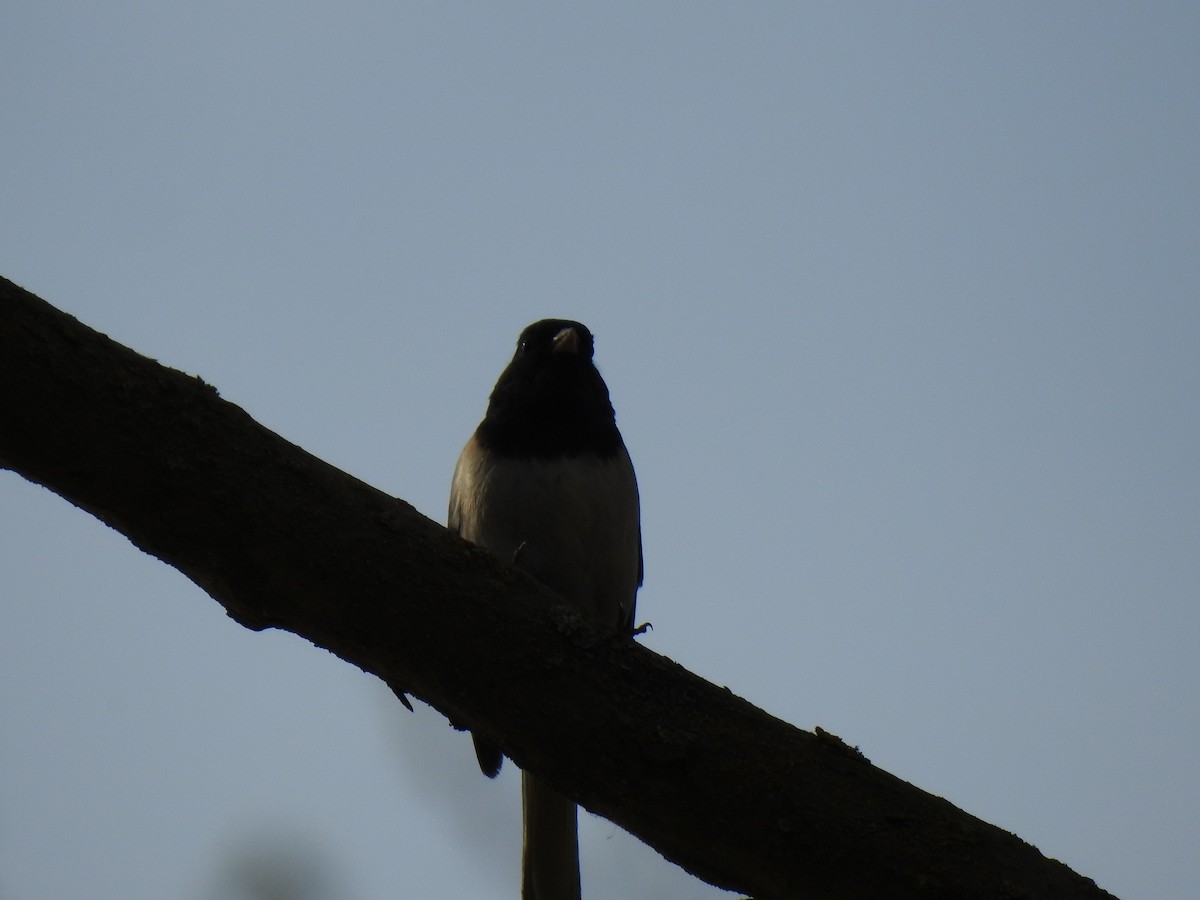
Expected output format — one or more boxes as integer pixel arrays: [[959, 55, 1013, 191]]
[[0, 275, 1115, 899]]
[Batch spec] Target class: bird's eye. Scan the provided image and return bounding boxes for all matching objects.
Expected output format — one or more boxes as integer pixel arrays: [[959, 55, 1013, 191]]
[[517, 338, 530, 354]]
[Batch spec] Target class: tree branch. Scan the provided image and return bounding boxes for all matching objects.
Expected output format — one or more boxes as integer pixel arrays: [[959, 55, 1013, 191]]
[[0, 276, 1114, 899]]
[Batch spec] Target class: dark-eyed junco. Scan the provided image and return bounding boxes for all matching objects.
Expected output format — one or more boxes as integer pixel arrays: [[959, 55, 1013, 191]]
[[448, 319, 642, 900]]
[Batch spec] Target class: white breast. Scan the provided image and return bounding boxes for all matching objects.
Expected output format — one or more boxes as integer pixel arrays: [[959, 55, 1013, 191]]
[[449, 439, 640, 628]]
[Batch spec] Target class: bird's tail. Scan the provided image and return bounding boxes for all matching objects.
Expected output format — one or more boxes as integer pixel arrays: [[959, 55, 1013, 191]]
[[521, 772, 580, 900]]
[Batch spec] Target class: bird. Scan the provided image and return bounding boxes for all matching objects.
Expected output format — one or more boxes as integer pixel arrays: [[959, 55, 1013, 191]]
[[448, 319, 642, 900]]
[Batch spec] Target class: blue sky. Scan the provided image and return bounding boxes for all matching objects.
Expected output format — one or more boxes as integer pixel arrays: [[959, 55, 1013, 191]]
[[2, 4, 1198, 898]]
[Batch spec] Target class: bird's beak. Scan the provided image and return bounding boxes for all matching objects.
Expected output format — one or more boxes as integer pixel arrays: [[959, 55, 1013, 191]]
[[551, 326, 580, 354]]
